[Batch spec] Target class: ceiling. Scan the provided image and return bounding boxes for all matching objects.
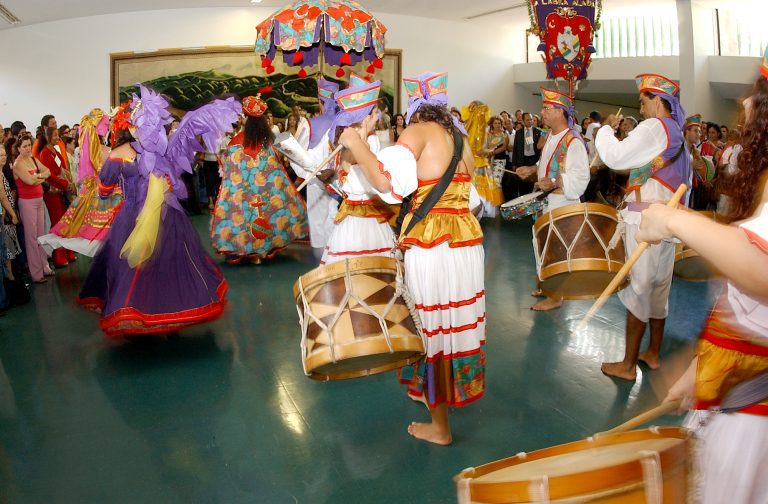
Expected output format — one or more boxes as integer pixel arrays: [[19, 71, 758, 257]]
[[3, 0, 720, 30], [0, 0, 535, 29]]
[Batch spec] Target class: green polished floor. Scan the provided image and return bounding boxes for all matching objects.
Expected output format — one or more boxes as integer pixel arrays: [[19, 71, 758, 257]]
[[0, 216, 713, 503]]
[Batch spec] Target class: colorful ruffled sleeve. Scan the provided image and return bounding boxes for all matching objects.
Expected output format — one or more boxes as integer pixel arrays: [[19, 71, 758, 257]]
[[726, 203, 768, 336], [373, 144, 418, 205]]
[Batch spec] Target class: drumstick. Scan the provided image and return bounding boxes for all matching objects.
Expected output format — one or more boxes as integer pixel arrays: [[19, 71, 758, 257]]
[[296, 144, 344, 192], [588, 108, 622, 168], [596, 400, 682, 435], [575, 183, 687, 332]]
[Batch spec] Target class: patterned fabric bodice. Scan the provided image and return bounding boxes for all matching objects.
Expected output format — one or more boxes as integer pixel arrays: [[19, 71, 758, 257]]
[[400, 173, 483, 249]]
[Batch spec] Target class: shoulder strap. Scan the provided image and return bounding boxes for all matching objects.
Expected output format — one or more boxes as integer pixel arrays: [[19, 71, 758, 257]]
[[395, 128, 464, 237]]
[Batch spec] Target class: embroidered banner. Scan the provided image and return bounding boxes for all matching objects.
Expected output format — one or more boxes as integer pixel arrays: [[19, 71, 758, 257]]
[[527, 0, 602, 81]]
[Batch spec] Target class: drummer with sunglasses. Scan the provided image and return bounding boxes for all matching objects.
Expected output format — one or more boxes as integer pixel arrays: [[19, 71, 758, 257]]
[[516, 89, 590, 311]]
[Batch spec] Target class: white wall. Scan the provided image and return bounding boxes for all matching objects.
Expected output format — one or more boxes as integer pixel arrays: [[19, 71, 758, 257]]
[[0, 7, 520, 128]]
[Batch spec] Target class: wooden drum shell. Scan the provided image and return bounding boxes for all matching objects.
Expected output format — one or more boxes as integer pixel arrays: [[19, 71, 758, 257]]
[[533, 203, 628, 300], [294, 256, 424, 381], [457, 427, 692, 503]]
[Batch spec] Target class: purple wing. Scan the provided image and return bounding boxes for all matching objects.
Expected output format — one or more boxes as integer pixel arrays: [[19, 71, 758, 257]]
[[131, 84, 174, 179], [164, 97, 242, 179]]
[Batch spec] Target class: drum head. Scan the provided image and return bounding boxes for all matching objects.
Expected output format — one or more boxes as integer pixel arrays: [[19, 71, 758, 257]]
[[501, 191, 543, 208], [461, 427, 690, 503]]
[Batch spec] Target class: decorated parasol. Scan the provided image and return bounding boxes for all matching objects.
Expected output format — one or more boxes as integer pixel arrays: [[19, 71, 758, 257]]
[[527, 0, 603, 97], [254, 0, 387, 79]]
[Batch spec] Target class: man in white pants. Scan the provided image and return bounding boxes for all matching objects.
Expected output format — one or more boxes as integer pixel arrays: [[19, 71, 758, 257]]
[[595, 73, 692, 380]]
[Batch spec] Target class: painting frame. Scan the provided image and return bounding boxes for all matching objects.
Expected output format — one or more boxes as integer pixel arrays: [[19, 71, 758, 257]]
[[110, 46, 402, 117]]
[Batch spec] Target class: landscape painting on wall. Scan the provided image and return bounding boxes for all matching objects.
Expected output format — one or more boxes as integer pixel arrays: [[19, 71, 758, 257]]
[[111, 46, 402, 119]]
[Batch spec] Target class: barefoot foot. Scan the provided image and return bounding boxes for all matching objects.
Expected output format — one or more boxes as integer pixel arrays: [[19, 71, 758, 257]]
[[531, 297, 562, 311], [600, 361, 637, 381], [531, 289, 544, 298], [407, 422, 452, 445], [638, 352, 660, 370]]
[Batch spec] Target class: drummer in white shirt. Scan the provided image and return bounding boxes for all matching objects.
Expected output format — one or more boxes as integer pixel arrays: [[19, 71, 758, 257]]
[[516, 88, 590, 311]]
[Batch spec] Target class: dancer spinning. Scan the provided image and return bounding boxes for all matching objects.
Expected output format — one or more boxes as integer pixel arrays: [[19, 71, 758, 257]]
[[320, 74, 393, 265], [516, 89, 589, 311], [210, 95, 308, 263], [339, 72, 485, 445], [78, 86, 239, 338], [39, 107, 123, 257], [637, 55, 768, 502], [594, 74, 692, 380]]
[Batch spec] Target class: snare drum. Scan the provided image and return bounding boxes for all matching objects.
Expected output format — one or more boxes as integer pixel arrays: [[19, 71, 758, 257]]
[[500, 192, 546, 221], [674, 210, 721, 281], [456, 427, 691, 503], [294, 256, 425, 381], [533, 203, 627, 299]]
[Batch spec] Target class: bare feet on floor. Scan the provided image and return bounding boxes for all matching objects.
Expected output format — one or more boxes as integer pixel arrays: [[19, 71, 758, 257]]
[[531, 297, 562, 311], [407, 422, 452, 445], [600, 361, 637, 381], [638, 352, 660, 370], [531, 289, 544, 297]]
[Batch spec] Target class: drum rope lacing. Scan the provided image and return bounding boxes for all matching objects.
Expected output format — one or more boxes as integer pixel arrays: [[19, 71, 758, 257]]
[[297, 259, 426, 375], [639, 446, 663, 504], [393, 258, 426, 347], [535, 206, 623, 277]]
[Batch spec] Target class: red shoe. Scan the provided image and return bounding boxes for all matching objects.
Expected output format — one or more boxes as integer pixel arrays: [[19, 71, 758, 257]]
[[52, 248, 69, 268], [67, 250, 76, 262]]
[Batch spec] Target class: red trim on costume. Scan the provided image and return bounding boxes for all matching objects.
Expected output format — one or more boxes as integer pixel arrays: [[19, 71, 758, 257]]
[[411, 207, 469, 215], [345, 199, 377, 205], [400, 235, 484, 249], [326, 246, 392, 257], [694, 400, 768, 416], [744, 229, 768, 254], [739, 404, 768, 416], [100, 279, 228, 338], [417, 173, 471, 187], [416, 290, 485, 312], [423, 341, 486, 362], [395, 141, 417, 160], [701, 329, 768, 357], [375, 160, 404, 201], [98, 181, 117, 197], [423, 314, 486, 338]]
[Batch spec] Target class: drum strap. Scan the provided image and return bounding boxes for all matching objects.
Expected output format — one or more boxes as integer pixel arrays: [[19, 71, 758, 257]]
[[395, 128, 464, 237]]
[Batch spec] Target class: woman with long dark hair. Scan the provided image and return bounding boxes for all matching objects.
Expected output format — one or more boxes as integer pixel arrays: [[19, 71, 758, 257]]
[[637, 61, 768, 504], [210, 95, 307, 264]]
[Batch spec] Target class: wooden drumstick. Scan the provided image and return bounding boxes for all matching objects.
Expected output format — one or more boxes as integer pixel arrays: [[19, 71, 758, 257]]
[[296, 144, 344, 192], [597, 400, 682, 435], [588, 107, 622, 168], [576, 183, 688, 332]]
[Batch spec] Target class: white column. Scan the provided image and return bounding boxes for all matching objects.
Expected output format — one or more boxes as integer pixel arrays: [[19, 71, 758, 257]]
[[677, 0, 734, 123]]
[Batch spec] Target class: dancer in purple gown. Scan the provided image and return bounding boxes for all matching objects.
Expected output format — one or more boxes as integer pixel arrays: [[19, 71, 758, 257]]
[[77, 88, 241, 339]]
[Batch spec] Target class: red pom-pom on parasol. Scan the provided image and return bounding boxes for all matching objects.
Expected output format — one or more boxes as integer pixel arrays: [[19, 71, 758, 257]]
[[336, 68, 345, 78], [340, 52, 352, 66]]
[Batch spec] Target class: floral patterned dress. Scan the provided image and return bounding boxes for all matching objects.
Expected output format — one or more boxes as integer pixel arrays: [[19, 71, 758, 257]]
[[210, 132, 308, 261]]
